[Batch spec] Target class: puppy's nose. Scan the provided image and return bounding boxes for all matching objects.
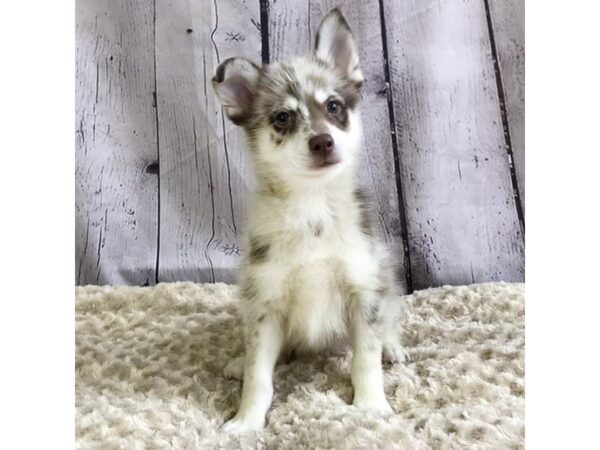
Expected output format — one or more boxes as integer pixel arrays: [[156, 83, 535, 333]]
[[308, 134, 334, 155]]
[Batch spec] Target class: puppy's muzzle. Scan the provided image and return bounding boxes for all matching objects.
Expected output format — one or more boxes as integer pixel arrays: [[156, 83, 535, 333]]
[[309, 134, 340, 168]]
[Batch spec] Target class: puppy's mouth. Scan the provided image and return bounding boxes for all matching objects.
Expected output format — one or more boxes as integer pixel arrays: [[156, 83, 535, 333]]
[[311, 154, 341, 169]]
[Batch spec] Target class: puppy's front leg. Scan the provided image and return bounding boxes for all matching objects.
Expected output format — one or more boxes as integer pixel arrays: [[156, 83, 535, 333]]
[[350, 304, 393, 414], [223, 314, 283, 433]]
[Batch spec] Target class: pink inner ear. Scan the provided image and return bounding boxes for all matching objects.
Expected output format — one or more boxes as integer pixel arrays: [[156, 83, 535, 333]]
[[332, 34, 352, 76], [222, 75, 254, 108]]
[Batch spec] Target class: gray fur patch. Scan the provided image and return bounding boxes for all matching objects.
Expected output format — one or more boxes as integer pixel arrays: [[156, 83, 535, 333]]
[[240, 277, 259, 300], [354, 189, 373, 236], [376, 282, 390, 298], [312, 221, 323, 237], [366, 301, 380, 325], [335, 78, 362, 111], [270, 133, 283, 146], [248, 236, 270, 263]]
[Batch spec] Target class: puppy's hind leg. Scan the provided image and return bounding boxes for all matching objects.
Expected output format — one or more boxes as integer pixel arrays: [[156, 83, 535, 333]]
[[380, 296, 410, 364], [224, 355, 245, 380], [381, 328, 410, 364]]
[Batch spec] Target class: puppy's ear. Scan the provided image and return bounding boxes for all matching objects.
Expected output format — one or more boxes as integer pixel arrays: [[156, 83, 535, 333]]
[[212, 57, 261, 126], [314, 8, 363, 83]]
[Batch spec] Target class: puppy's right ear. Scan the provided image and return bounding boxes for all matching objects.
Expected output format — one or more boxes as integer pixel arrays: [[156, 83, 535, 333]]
[[212, 57, 261, 126]]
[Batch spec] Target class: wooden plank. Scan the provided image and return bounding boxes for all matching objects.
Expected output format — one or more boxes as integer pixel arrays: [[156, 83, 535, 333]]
[[268, 0, 410, 290], [382, 0, 525, 288], [487, 0, 525, 208], [75, 0, 158, 285], [155, 0, 261, 283]]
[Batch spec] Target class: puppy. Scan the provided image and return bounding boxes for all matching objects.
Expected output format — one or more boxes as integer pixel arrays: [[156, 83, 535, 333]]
[[212, 8, 408, 433]]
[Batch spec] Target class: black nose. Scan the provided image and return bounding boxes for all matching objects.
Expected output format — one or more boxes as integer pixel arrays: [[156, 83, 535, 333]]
[[308, 134, 334, 155]]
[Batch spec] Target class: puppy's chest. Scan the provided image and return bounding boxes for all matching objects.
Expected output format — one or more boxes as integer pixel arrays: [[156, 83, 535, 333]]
[[271, 221, 363, 348], [283, 258, 349, 349], [248, 198, 374, 348]]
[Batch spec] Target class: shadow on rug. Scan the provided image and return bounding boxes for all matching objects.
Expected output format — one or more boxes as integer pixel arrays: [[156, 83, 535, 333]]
[[75, 282, 524, 449]]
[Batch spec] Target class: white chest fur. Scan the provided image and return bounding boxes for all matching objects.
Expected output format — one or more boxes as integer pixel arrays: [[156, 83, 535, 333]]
[[242, 186, 381, 351], [283, 257, 348, 349]]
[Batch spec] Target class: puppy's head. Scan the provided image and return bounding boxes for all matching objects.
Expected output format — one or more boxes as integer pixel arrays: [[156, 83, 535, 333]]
[[213, 9, 363, 183]]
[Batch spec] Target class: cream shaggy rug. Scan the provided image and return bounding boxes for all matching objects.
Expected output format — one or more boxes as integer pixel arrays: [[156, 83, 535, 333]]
[[75, 282, 524, 449]]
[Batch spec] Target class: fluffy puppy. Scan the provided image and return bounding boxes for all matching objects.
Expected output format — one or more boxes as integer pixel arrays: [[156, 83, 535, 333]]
[[212, 8, 408, 434]]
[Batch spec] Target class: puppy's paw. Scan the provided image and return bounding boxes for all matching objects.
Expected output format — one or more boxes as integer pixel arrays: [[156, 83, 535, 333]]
[[353, 395, 394, 416], [224, 356, 244, 380], [222, 416, 264, 434], [382, 342, 410, 364]]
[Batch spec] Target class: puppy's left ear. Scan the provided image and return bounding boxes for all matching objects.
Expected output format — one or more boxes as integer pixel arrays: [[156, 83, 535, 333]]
[[212, 57, 261, 126], [314, 8, 363, 84]]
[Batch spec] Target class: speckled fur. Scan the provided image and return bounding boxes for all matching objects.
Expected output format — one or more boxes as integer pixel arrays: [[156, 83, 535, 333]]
[[213, 9, 407, 433]]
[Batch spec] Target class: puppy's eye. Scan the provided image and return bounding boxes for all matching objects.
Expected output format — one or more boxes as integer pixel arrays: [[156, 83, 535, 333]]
[[275, 111, 290, 126], [327, 100, 341, 114]]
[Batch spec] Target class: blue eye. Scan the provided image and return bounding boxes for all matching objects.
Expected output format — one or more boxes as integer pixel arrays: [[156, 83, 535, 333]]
[[327, 100, 340, 114]]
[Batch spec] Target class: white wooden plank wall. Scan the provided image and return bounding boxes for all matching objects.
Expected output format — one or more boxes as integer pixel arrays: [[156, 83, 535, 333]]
[[155, 0, 261, 284], [76, 0, 525, 289], [76, 0, 158, 285], [382, 0, 524, 289], [487, 0, 525, 210]]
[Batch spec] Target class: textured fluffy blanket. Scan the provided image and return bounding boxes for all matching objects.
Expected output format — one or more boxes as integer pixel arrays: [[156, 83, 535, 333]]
[[75, 282, 524, 449]]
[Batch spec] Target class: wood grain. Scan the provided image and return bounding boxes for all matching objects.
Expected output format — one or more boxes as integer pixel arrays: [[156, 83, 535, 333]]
[[154, 0, 261, 283], [487, 0, 525, 208], [75, 0, 158, 285], [75, 0, 526, 288], [268, 0, 410, 289], [382, 0, 525, 288]]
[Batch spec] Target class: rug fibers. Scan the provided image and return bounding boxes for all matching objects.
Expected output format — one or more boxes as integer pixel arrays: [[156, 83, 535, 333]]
[[75, 282, 524, 449]]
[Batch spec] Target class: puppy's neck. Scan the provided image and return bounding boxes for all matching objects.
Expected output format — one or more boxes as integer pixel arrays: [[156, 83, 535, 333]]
[[255, 164, 356, 204]]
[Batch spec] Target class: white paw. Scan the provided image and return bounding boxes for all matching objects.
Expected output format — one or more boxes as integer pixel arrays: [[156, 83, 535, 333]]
[[222, 416, 264, 434], [353, 395, 394, 415], [224, 356, 244, 380], [382, 343, 410, 364]]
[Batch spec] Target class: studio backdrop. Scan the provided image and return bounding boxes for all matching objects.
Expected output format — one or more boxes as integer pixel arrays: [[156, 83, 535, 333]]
[[75, 0, 524, 290]]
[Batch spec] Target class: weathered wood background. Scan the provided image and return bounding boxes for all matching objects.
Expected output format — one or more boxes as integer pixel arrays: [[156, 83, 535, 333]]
[[76, 0, 524, 290]]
